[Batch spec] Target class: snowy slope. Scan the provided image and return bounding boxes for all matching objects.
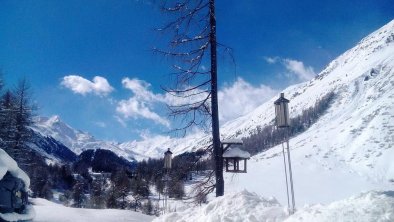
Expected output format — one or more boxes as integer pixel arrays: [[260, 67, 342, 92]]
[[122, 19, 394, 162], [32, 198, 154, 222], [222, 19, 394, 205], [122, 19, 394, 207], [32, 116, 139, 162]]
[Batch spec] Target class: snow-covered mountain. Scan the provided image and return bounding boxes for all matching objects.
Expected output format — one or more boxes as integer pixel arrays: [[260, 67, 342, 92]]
[[32, 115, 207, 162], [32, 116, 139, 162]]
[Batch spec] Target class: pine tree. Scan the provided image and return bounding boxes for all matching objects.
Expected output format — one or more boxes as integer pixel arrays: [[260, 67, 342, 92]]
[[142, 199, 153, 215], [90, 179, 106, 209], [113, 169, 131, 209], [106, 185, 119, 209], [0, 90, 17, 157], [156, 0, 224, 197], [72, 181, 86, 208]]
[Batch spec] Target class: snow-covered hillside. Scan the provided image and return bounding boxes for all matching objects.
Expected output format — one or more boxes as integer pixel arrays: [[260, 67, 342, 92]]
[[222, 19, 394, 204], [133, 19, 394, 207], [32, 115, 207, 162], [32, 116, 139, 162]]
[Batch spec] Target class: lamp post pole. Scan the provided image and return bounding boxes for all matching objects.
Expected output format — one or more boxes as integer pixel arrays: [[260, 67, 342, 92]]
[[286, 130, 295, 214], [274, 93, 296, 214], [281, 142, 290, 210], [163, 148, 173, 214]]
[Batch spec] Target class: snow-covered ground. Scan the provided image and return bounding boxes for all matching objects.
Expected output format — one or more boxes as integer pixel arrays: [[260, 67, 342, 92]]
[[32, 198, 154, 222], [154, 190, 394, 222]]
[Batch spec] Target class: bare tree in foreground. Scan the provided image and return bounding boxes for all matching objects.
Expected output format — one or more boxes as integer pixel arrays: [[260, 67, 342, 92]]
[[155, 0, 226, 197]]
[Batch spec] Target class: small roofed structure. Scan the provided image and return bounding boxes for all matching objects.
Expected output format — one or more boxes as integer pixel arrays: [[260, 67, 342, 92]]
[[223, 144, 250, 173]]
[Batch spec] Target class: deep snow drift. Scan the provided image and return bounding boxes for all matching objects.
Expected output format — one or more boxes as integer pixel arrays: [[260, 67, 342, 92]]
[[154, 190, 394, 222]]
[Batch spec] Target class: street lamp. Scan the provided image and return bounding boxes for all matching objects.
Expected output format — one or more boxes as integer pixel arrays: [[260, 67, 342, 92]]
[[163, 148, 173, 214], [274, 93, 290, 128], [274, 93, 296, 214], [164, 148, 173, 170]]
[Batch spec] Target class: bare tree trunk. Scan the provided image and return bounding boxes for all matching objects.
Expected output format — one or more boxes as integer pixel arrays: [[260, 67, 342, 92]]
[[209, 0, 223, 197]]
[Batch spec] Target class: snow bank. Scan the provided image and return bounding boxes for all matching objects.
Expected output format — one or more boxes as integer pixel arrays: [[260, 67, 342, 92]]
[[153, 190, 287, 222], [32, 198, 154, 222], [285, 191, 394, 222], [155, 190, 394, 222], [0, 148, 30, 188]]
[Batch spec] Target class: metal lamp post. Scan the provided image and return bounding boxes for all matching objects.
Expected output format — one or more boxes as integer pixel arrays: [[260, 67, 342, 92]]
[[274, 93, 296, 214], [163, 148, 172, 214]]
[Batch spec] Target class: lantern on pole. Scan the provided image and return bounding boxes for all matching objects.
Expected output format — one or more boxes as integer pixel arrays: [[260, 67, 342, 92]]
[[163, 148, 172, 214], [274, 93, 290, 128], [164, 148, 173, 170], [274, 93, 296, 214]]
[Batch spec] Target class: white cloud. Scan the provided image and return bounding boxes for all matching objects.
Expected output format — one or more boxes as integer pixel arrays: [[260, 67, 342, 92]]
[[61, 75, 113, 96], [282, 59, 316, 81], [116, 97, 170, 127], [116, 78, 170, 127], [264, 56, 279, 64], [94, 121, 106, 128], [114, 115, 127, 127], [264, 56, 316, 81], [218, 78, 277, 123], [117, 77, 277, 127]]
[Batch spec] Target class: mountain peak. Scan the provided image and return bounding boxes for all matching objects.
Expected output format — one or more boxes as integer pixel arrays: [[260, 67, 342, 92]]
[[48, 115, 61, 125]]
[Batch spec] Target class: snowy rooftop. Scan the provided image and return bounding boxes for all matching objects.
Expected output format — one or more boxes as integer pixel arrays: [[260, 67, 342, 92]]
[[221, 139, 243, 144], [223, 147, 250, 158], [0, 148, 30, 187]]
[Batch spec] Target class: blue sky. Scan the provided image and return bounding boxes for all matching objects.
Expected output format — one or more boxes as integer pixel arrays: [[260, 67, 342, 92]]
[[0, 0, 393, 142]]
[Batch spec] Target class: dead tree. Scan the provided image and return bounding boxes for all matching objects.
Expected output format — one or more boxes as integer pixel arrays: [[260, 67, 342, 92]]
[[155, 0, 225, 197]]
